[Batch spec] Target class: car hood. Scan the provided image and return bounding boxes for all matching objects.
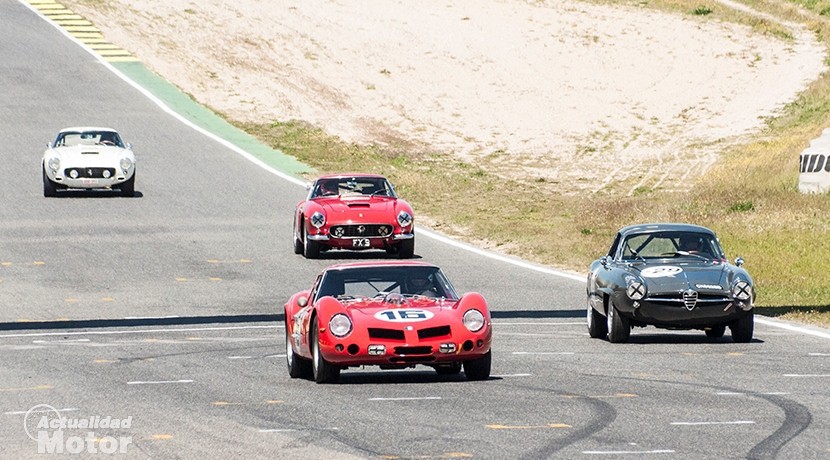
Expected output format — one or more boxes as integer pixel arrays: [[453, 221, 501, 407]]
[[319, 196, 401, 222], [340, 297, 458, 319], [633, 263, 731, 293]]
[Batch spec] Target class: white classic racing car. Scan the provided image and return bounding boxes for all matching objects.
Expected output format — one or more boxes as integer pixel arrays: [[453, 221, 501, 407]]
[[42, 127, 136, 197]]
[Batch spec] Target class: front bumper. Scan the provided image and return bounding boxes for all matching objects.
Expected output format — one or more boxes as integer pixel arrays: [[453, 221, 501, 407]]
[[307, 230, 414, 249], [48, 169, 133, 189], [614, 293, 752, 328], [318, 325, 492, 367]]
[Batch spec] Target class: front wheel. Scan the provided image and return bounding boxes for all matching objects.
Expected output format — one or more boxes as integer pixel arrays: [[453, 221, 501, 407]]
[[463, 351, 491, 381], [730, 313, 754, 343], [43, 168, 57, 197], [120, 173, 135, 197], [311, 316, 340, 383], [606, 300, 631, 343], [303, 231, 320, 259], [587, 301, 608, 339], [397, 238, 415, 259], [285, 319, 311, 379], [293, 220, 304, 255]]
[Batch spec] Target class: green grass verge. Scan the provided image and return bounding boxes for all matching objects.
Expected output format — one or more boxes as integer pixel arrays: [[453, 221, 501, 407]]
[[234, 1, 830, 327]]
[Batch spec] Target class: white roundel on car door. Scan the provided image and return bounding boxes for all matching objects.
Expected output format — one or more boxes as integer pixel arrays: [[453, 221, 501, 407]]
[[374, 309, 434, 322]]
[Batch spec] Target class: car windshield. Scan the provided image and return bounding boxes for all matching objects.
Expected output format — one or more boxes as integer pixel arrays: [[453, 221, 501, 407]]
[[54, 131, 124, 148], [311, 177, 396, 199], [314, 266, 458, 302], [620, 231, 722, 261]]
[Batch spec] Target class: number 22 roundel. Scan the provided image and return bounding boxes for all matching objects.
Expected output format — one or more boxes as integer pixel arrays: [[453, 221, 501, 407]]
[[374, 309, 434, 322]]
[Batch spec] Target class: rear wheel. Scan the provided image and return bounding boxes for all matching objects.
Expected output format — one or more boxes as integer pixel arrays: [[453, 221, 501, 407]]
[[397, 238, 415, 259], [120, 173, 135, 197], [705, 325, 726, 338], [311, 316, 340, 383], [587, 301, 608, 339], [434, 362, 462, 376], [285, 319, 312, 379], [606, 300, 631, 343], [463, 350, 491, 381], [730, 313, 754, 343], [43, 168, 57, 197]]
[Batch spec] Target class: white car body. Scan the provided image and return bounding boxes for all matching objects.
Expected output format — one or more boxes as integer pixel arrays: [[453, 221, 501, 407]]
[[42, 126, 136, 197]]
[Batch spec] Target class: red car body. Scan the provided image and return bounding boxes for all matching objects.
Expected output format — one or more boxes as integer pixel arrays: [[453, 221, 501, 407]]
[[293, 174, 415, 258], [284, 261, 493, 383]]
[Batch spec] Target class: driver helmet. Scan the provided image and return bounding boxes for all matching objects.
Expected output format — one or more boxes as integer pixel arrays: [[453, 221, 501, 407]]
[[319, 181, 338, 196], [408, 275, 433, 294], [679, 234, 702, 252]]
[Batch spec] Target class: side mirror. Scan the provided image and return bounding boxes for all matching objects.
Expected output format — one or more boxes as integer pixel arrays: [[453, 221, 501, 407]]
[[305, 182, 312, 191], [735, 257, 744, 267], [600, 256, 610, 268], [46, 142, 52, 149], [297, 296, 308, 308], [126, 142, 133, 150]]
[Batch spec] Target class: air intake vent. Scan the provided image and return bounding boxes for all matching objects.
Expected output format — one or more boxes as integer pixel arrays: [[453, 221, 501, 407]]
[[368, 328, 405, 340]]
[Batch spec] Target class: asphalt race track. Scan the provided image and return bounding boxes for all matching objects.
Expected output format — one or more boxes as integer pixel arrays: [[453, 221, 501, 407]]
[[1, 2, 829, 458]]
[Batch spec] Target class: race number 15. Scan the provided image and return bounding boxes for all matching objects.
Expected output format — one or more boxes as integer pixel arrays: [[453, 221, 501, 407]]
[[375, 309, 434, 322]]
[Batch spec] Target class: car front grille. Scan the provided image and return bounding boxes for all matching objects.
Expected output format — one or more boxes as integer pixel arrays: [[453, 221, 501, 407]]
[[330, 224, 393, 238], [648, 293, 730, 308], [63, 167, 115, 179]]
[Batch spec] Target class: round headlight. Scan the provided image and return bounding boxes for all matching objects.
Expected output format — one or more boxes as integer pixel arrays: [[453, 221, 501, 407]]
[[463, 309, 485, 332], [626, 280, 646, 300], [328, 313, 352, 338], [397, 211, 413, 227], [69, 169, 79, 179], [120, 157, 133, 171], [47, 157, 60, 172], [102, 169, 111, 178], [732, 280, 752, 301], [310, 211, 326, 229]]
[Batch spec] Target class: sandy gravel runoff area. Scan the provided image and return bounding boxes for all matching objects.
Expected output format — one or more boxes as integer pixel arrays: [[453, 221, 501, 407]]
[[63, 0, 826, 193]]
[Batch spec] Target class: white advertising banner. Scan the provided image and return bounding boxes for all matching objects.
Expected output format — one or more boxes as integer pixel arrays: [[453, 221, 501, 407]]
[[798, 129, 830, 194]]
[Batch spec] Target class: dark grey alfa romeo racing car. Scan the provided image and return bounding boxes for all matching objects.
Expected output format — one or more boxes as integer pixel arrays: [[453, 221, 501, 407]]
[[587, 223, 755, 343]]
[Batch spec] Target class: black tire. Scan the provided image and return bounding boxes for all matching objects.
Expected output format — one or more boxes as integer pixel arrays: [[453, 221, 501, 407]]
[[397, 238, 415, 259], [303, 232, 320, 259], [293, 221, 304, 255], [120, 173, 135, 197], [311, 316, 340, 383], [43, 168, 57, 197], [463, 350, 491, 381], [587, 301, 608, 339], [730, 313, 754, 343], [434, 362, 462, 376], [285, 319, 312, 379], [705, 325, 726, 338], [606, 300, 631, 343]]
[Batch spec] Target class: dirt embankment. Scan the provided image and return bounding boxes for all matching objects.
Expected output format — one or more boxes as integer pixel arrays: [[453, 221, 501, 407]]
[[64, 0, 826, 193]]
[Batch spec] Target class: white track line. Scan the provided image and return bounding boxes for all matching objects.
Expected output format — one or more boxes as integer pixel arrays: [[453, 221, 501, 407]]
[[0, 325, 277, 339]]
